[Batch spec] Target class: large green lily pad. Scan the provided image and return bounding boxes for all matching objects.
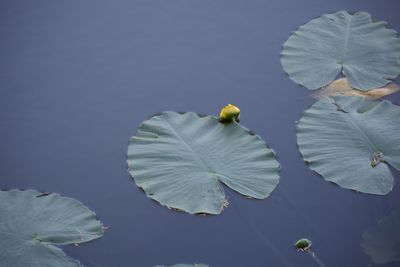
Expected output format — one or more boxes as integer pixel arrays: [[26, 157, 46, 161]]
[[297, 96, 400, 194], [127, 111, 280, 214], [281, 11, 400, 90], [0, 189, 104, 267]]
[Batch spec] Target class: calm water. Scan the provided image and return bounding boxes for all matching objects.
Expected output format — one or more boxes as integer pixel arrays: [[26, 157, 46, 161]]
[[1, 1, 400, 266]]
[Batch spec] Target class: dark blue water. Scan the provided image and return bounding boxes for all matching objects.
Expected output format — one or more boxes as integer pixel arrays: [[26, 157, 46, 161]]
[[1, 1, 400, 266]]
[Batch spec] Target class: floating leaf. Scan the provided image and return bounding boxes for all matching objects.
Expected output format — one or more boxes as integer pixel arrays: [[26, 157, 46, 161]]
[[127, 111, 280, 214], [311, 78, 400, 100], [281, 11, 400, 90], [361, 209, 400, 265], [297, 96, 400, 194], [0, 189, 104, 267]]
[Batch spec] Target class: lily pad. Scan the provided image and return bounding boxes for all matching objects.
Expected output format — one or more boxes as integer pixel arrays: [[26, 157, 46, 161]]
[[0, 189, 104, 267], [297, 96, 400, 194], [127, 111, 280, 214], [311, 78, 399, 100], [361, 209, 400, 265], [281, 10, 400, 90]]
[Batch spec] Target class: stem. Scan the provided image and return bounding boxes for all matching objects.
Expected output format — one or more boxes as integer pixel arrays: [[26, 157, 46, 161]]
[[307, 249, 328, 267], [231, 201, 294, 267]]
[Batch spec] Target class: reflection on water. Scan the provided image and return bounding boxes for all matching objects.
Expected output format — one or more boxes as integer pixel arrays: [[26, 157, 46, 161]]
[[362, 209, 400, 265]]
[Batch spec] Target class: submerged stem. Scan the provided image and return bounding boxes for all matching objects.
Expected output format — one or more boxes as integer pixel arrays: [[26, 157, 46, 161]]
[[307, 249, 328, 267], [231, 201, 294, 267]]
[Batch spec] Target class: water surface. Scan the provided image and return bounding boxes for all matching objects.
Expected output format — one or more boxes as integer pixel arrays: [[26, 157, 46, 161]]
[[1, 1, 400, 266]]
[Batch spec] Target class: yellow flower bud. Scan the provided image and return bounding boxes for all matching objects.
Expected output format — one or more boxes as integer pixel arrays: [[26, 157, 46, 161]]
[[219, 104, 240, 123]]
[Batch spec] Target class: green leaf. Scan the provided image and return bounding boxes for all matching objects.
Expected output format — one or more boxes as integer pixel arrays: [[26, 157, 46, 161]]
[[0, 189, 104, 267], [127, 111, 280, 214], [361, 209, 400, 265], [281, 11, 400, 90], [297, 96, 400, 194]]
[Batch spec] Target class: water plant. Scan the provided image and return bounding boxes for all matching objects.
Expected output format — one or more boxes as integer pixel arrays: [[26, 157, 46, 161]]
[[281, 11, 400, 91], [127, 109, 280, 214], [297, 96, 400, 194], [0, 189, 104, 267]]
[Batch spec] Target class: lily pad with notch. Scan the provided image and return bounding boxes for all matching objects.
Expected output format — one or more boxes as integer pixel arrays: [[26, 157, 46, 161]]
[[297, 96, 400, 194], [281, 10, 400, 91], [0, 189, 104, 267], [127, 111, 280, 215]]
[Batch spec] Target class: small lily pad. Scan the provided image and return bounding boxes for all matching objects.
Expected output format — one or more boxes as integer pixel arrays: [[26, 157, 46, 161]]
[[0, 189, 104, 267], [295, 238, 312, 251], [127, 111, 280, 214], [297, 96, 400, 194], [281, 11, 400, 90]]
